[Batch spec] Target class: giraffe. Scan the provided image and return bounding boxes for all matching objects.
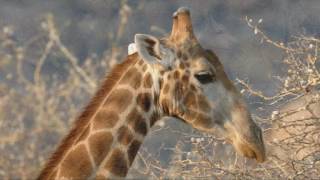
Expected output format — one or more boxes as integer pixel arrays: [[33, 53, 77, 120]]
[[38, 7, 266, 179]]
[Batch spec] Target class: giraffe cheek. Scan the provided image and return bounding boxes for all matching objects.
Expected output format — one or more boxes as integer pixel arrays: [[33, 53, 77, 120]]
[[197, 95, 211, 113], [183, 92, 197, 110]]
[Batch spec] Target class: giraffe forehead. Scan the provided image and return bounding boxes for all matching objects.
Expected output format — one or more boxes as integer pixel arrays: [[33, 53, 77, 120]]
[[170, 47, 214, 73], [189, 57, 213, 71]]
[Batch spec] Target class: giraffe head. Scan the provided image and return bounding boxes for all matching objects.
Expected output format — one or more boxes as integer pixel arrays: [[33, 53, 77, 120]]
[[132, 7, 265, 162]]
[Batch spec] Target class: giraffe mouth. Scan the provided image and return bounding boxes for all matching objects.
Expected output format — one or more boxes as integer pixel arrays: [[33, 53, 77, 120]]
[[234, 138, 265, 162], [228, 133, 266, 163], [224, 122, 266, 163]]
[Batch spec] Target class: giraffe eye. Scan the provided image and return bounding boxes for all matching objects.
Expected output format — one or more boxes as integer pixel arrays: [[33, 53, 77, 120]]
[[194, 71, 215, 84]]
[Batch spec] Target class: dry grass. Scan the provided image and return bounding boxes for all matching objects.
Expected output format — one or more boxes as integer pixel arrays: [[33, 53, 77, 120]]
[[0, 5, 319, 180]]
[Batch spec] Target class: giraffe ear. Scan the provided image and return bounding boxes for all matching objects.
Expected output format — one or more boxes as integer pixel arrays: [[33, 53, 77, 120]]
[[135, 34, 174, 68]]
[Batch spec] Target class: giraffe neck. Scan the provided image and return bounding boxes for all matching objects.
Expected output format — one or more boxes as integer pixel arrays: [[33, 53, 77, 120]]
[[38, 53, 163, 179]]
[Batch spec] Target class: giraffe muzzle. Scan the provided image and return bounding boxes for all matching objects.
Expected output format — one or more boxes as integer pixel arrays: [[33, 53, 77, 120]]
[[224, 120, 266, 163]]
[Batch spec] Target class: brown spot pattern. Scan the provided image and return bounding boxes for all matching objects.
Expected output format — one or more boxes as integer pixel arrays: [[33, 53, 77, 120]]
[[182, 53, 188, 61], [161, 98, 171, 115], [104, 89, 132, 113], [179, 63, 185, 69], [174, 70, 180, 79], [150, 111, 160, 127], [177, 50, 182, 58], [104, 148, 128, 177], [184, 92, 197, 109], [182, 74, 189, 84], [89, 132, 113, 165], [127, 109, 148, 136], [138, 59, 144, 65], [143, 73, 153, 88], [59, 145, 92, 179], [163, 83, 170, 94], [153, 93, 159, 106], [159, 79, 164, 90], [142, 64, 147, 71], [76, 125, 90, 143], [174, 81, 184, 100], [119, 68, 142, 89], [117, 126, 134, 145], [136, 93, 151, 112], [128, 140, 141, 165], [94, 110, 118, 130], [190, 84, 197, 92]]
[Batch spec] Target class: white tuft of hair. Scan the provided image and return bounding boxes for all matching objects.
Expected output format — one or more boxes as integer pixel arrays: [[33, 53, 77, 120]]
[[128, 43, 137, 55]]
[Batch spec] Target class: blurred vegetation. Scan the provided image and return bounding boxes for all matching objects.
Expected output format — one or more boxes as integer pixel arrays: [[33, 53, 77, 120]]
[[0, 1, 319, 179]]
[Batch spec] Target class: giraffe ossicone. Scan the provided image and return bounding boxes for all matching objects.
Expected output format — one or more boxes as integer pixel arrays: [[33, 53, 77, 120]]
[[38, 7, 266, 180]]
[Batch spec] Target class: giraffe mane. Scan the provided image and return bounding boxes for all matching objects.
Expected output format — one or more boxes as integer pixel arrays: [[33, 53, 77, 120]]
[[38, 53, 139, 179]]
